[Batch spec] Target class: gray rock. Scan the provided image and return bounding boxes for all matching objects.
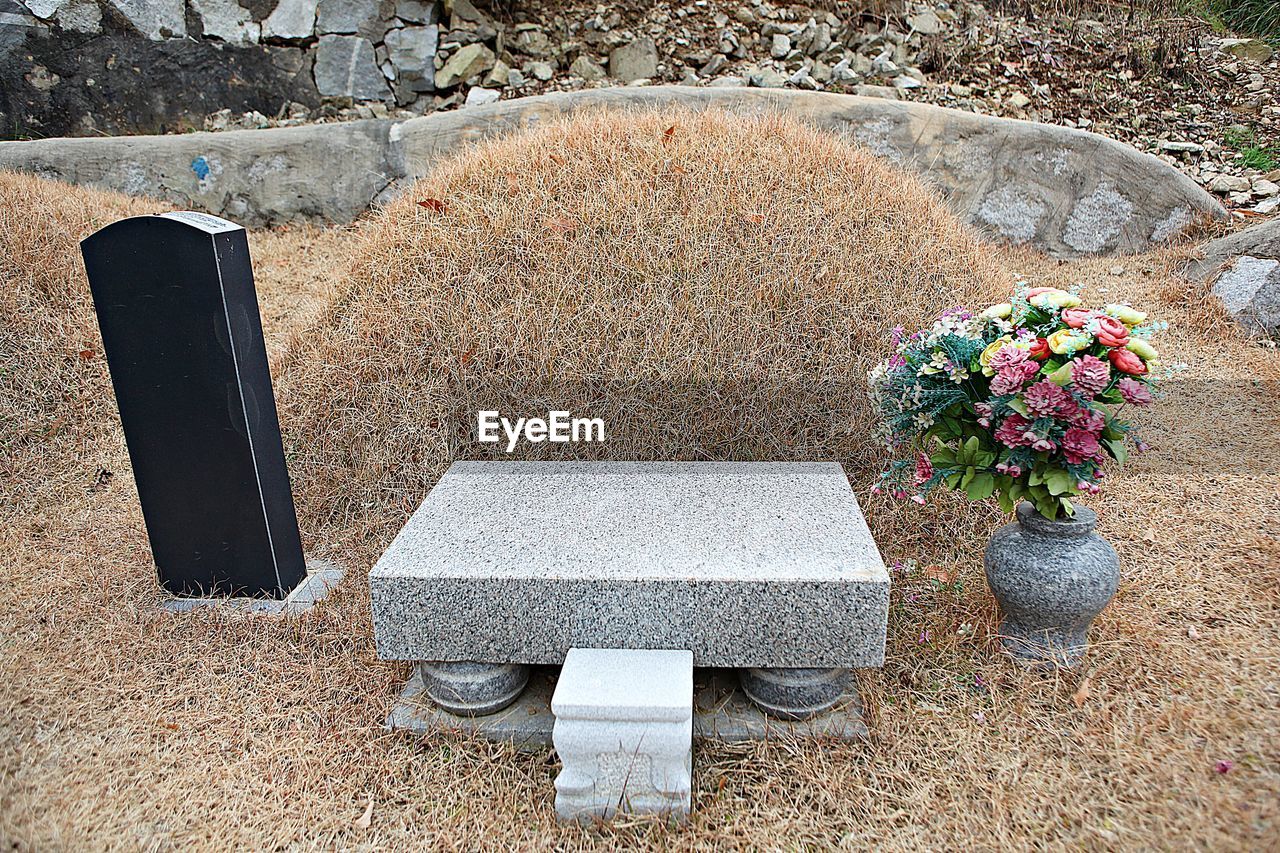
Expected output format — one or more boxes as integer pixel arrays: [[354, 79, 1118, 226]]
[[1219, 37, 1272, 64], [261, 0, 315, 39], [106, 0, 185, 39], [770, 33, 790, 58], [435, 42, 494, 88], [315, 0, 384, 40], [851, 84, 900, 100], [984, 504, 1119, 669], [419, 661, 529, 715], [609, 37, 658, 82], [748, 67, 787, 88], [511, 26, 551, 57], [394, 0, 438, 24], [569, 54, 606, 81], [384, 25, 437, 92], [315, 34, 390, 99], [907, 9, 943, 35], [524, 60, 554, 82], [369, 462, 890, 668], [23, 0, 100, 33], [1185, 219, 1280, 335], [483, 59, 509, 87], [189, 0, 259, 44], [462, 85, 498, 106]]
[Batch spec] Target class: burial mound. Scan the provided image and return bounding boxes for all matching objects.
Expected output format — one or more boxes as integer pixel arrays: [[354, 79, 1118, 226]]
[[278, 107, 1013, 534]]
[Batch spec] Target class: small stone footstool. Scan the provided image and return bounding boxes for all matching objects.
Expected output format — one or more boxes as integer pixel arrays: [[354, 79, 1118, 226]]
[[551, 648, 693, 822]]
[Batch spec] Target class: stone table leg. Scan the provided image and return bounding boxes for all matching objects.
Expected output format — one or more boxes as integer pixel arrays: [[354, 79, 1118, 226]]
[[739, 667, 849, 720], [418, 661, 530, 716]]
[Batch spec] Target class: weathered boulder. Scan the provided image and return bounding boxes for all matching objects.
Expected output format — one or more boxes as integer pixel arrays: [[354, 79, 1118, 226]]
[[384, 25, 437, 93], [1185, 219, 1280, 335]]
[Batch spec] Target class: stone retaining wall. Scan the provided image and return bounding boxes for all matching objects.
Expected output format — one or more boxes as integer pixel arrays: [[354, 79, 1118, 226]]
[[0, 86, 1228, 256]]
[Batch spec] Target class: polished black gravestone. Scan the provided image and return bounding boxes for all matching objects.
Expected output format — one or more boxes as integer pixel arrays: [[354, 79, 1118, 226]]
[[81, 211, 305, 598]]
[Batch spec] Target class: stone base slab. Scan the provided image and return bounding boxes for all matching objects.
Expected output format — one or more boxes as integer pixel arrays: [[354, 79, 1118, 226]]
[[385, 666, 868, 749], [161, 559, 344, 614]]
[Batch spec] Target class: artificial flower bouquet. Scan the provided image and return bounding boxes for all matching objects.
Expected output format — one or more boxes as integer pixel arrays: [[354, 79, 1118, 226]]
[[868, 286, 1167, 519]]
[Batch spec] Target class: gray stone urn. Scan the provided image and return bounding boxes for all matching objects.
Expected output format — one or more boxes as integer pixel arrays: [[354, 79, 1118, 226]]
[[984, 503, 1119, 668]]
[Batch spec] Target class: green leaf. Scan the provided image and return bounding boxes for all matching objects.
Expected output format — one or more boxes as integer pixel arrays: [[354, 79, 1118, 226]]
[[965, 472, 996, 500], [944, 471, 963, 488], [1007, 397, 1030, 417], [996, 489, 1015, 513], [1103, 438, 1128, 465], [1043, 467, 1076, 496], [960, 466, 976, 489]]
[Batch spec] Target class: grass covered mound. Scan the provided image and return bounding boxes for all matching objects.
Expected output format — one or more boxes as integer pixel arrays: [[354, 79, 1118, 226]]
[[279, 107, 1010, 533], [0, 172, 167, 506]]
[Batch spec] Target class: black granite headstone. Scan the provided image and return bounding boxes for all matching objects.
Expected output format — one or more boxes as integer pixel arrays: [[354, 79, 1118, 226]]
[[81, 211, 306, 598]]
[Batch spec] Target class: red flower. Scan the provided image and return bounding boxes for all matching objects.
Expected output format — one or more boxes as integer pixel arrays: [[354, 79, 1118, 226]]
[[1109, 347, 1147, 375], [1094, 315, 1131, 348], [1028, 338, 1051, 361], [1062, 427, 1101, 464]]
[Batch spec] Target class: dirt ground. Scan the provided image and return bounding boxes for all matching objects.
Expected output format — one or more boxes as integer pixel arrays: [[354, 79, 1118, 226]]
[[1, 196, 1278, 849]]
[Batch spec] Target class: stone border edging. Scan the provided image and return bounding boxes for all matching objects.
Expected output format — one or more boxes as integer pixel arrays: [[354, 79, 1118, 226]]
[[0, 86, 1226, 256]]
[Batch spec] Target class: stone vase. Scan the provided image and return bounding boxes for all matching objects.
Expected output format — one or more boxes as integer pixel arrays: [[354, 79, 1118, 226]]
[[984, 503, 1119, 668]]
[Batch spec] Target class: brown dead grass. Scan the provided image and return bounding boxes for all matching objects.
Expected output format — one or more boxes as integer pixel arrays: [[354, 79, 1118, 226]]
[[277, 108, 1010, 539], [1, 123, 1279, 850]]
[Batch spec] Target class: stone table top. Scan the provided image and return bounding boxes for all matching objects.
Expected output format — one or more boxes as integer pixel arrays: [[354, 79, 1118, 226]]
[[370, 461, 890, 668]]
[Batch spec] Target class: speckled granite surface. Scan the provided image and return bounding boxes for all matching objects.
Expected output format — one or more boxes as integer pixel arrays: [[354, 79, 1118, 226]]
[[370, 462, 889, 668]]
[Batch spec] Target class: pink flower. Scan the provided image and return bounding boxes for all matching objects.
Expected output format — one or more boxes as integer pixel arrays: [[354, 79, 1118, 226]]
[[915, 453, 934, 485], [1062, 427, 1101, 464], [994, 414, 1033, 448], [1062, 307, 1093, 329], [911, 494, 926, 505], [995, 462, 1023, 477], [1070, 355, 1110, 399], [1031, 438, 1056, 452], [990, 361, 1040, 395], [1073, 407, 1106, 435], [1118, 377, 1153, 406], [990, 345, 1030, 371], [1023, 380, 1073, 418], [1214, 760, 1234, 775]]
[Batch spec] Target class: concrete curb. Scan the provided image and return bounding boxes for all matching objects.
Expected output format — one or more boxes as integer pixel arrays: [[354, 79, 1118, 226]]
[[0, 86, 1227, 255]]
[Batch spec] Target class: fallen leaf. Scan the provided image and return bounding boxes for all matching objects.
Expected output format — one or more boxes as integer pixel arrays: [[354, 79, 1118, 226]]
[[1142, 528, 1157, 544], [741, 212, 765, 225], [416, 198, 448, 214], [663, 125, 676, 140], [78, 349, 95, 360], [1214, 759, 1234, 774], [354, 797, 373, 830], [460, 346, 477, 365], [504, 173, 519, 195], [1071, 676, 1091, 708], [923, 564, 955, 583]]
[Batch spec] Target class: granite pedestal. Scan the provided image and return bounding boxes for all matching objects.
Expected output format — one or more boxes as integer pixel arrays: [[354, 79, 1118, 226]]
[[551, 648, 693, 822], [370, 461, 889, 671]]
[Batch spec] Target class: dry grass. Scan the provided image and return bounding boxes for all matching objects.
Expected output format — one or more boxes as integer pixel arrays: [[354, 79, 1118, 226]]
[[1, 116, 1278, 850], [277, 108, 1010, 539]]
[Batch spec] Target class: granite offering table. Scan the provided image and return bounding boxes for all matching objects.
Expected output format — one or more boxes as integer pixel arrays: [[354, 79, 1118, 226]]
[[372, 461, 888, 717]]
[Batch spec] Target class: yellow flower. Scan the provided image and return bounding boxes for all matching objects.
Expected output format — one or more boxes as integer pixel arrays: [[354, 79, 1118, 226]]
[[979, 336, 1013, 376], [1047, 328, 1090, 354], [1106, 303, 1147, 326], [1029, 289, 1082, 309], [982, 302, 1013, 319], [1126, 338, 1158, 361]]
